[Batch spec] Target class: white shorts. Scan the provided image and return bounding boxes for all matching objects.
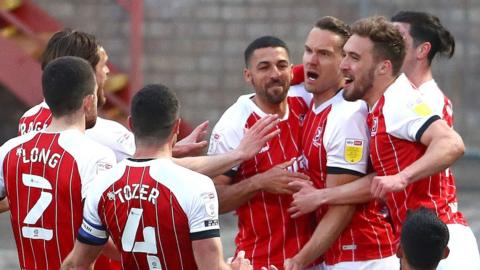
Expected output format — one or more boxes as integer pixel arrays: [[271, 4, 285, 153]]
[[437, 224, 480, 270], [322, 255, 399, 270]]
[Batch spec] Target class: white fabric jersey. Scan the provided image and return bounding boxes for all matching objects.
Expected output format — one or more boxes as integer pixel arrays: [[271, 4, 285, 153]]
[[0, 129, 116, 199], [85, 117, 135, 162], [378, 74, 437, 142], [82, 158, 220, 238], [419, 79, 451, 119], [311, 90, 369, 174]]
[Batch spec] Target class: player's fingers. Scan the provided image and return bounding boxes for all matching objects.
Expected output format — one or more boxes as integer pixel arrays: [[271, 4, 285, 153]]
[[269, 265, 279, 270], [277, 158, 295, 169], [257, 115, 280, 136], [193, 120, 209, 133], [250, 114, 277, 133], [370, 177, 379, 197], [288, 180, 310, 190]]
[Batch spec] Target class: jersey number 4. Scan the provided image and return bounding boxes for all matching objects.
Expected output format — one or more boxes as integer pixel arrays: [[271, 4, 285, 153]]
[[122, 208, 162, 269], [21, 174, 53, 240]]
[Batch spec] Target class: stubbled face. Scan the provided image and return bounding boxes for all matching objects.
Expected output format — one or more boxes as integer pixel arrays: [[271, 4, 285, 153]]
[[244, 47, 292, 105], [95, 47, 110, 108], [394, 22, 417, 78], [85, 82, 98, 129], [303, 28, 344, 95], [340, 34, 377, 102]]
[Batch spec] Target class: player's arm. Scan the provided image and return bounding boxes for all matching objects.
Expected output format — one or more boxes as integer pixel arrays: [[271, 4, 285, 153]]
[[289, 173, 374, 216], [0, 197, 8, 213], [173, 120, 209, 158], [371, 118, 464, 198], [215, 159, 310, 214], [60, 240, 104, 270], [173, 115, 280, 177], [285, 173, 357, 269]]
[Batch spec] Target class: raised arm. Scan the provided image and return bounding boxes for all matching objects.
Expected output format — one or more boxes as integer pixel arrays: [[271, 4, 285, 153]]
[[173, 115, 280, 177]]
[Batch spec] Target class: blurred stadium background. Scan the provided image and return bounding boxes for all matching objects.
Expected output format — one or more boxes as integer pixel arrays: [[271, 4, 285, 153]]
[[0, 0, 478, 267]]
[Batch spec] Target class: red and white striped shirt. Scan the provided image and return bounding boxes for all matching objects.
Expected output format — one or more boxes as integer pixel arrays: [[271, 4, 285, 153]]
[[301, 89, 395, 264], [208, 90, 316, 269], [0, 129, 115, 270], [79, 158, 220, 270], [368, 74, 466, 237], [18, 102, 135, 162]]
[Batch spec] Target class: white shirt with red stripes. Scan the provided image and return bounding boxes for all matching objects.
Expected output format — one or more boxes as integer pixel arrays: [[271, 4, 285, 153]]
[[17, 102, 135, 162], [0, 129, 115, 269], [367, 74, 466, 238], [301, 88, 396, 264], [79, 158, 220, 270], [208, 90, 317, 269]]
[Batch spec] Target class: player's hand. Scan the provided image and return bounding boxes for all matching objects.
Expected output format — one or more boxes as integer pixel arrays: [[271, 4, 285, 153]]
[[235, 114, 280, 161], [255, 159, 310, 194], [288, 181, 322, 218], [284, 257, 304, 270], [370, 172, 409, 198], [229, 250, 253, 270], [173, 121, 209, 157]]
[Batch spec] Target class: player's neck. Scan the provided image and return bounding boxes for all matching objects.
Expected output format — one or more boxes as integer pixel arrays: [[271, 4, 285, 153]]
[[45, 113, 86, 133], [406, 64, 433, 88], [133, 141, 172, 160], [252, 95, 288, 118], [312, 84, 342, 108], [365, 75, 397, 109]]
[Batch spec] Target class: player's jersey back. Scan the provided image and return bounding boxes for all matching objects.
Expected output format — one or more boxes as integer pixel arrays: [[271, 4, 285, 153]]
[[208, 90, 316, 269], [18, 102, 52, 136], [0, 129, 115, 269], [368, 74, 466, 236], [18, 102, 135, 162], [301, 89, 395, 264], [79, 158, 220, 270]]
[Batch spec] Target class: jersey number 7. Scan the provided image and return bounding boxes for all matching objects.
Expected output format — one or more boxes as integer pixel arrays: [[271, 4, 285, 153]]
[[21, 174, 53, 240]]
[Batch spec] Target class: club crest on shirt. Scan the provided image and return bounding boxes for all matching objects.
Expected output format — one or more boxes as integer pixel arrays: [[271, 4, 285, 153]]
[[370, 117, 378, 137], [201, 192, 217, 217], [312, 127, 323, 147], [344, 139, 364, 164]]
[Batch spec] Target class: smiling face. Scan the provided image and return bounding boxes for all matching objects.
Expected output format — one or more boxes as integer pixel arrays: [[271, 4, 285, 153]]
[[244, 46, 292, 105], [340, 34, 377, 102], [303, 27, 345, 95]]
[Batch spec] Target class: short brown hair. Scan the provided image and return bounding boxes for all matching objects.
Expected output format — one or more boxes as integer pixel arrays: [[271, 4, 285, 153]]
[[351, 16, 405, 75], [315, 16, 351, 48], [40, 28, 100, 70]]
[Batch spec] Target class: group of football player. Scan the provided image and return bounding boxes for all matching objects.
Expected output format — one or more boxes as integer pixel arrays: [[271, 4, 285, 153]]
[[0, 9, 479, 270]]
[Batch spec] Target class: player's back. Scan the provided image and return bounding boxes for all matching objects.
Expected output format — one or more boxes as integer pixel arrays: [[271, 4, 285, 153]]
[[0, 129, 115, 269], [18, 102, 52, 136], [86, 158, 219, 270]]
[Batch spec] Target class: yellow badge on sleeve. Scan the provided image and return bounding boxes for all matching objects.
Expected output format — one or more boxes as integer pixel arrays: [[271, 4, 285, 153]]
[[344, 139, 364, 164], [412, 101, 433, 117]]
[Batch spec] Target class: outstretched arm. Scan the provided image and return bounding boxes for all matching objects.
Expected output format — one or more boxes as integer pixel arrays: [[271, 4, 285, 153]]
[[173, 120, 209, 158], [61, 240, 104, 270], [173, 115, 280, 177]]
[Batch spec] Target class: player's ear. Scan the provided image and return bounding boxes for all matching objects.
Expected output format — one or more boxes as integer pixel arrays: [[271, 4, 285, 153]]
[[83, 93, 96, 112], [442, 246, 450, 259], [396, 244, 404, 259], [417, 42, 431, 60], [127, 116, 133, 131], [243, 67, 252, 84], [376, 60, 390, 75]]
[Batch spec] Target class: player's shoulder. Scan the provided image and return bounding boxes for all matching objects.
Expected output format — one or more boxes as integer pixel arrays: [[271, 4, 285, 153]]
[[214, 93, 256, 131], [384, 73, 420, 102], [92, 117, 130, 133], [330, 90, 368, 121], [288, 83, 313, 105], [0, 132, 38, 160], [20, 102, 49, 118], [59, 129, 115, 159], [149, 158, 214, 190]]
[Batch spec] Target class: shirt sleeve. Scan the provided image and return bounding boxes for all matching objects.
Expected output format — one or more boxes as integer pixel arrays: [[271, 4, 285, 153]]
[[81, 148, 116, 199], [207, 119, 243, 173], [384, 89, 440, 142], [77, 179, 109, 245], [324, 102, 369, 175], [188, 177, 220, 240]]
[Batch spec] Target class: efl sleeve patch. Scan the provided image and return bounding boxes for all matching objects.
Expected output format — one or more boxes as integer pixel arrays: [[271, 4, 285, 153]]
[[344, 139, 364, 164], [412, 102, 433, 117]]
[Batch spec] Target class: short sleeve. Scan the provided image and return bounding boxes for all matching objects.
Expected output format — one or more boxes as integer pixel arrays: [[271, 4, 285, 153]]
[[324, 101, 369, 175], [77, 181, 109, 245], [384, 87, 440, 142], [188, 178, 220, 240], [81, 148, 116, 199]]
